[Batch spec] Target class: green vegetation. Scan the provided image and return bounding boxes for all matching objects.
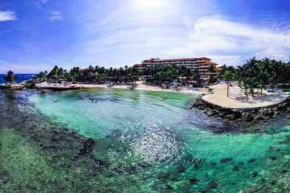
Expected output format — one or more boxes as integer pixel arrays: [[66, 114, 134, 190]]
[[38, 65, 140, 84], [36, 63, 217, 87], [143, 65, 203, 86], [3, 70, 17, 83], [219, 57, 290, 97], [239, 57, 290, 96], [222, 70, 235, 97]]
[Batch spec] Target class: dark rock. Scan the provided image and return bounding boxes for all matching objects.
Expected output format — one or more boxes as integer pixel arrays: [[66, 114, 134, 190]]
[[158, 173, 171, 181], [192, 96, 290, 127], [208, 180, 218, 189], [211, 162, 217, 166], [281, 170, 288, 174], [270, 180, 277, 185], [232, 165, 239, 171], [220, 158, 233, 163], [252, 172, 258, 178], [269, 156, 277, 161], [79, 138, 95, 156], [225, 114, 236, 119], [189, 178, 199, 184], [176, 165, 186, 173], [248, 159, 256, 163]]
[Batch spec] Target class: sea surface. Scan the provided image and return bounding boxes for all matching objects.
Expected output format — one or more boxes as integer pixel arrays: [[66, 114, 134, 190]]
[[1, 88, 290, 192], [0, 74, 35, 84]]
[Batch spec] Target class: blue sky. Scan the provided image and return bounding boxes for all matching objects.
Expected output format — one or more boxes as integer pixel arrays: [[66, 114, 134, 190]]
[[0, 0, 290, 73]]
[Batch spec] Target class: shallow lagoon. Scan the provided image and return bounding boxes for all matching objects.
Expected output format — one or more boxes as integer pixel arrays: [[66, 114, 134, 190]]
[[28, 89, 290, 192], [1, 89, 290, 192]]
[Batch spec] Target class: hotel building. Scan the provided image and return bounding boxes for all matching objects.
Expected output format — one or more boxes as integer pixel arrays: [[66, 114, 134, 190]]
[[134, 57, 219, 80]]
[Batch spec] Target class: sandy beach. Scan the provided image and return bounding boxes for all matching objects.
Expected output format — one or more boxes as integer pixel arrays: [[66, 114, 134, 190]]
[[38, 81, 207, 95], [36, 82, 290, 109], [203, 84, 290, 109]]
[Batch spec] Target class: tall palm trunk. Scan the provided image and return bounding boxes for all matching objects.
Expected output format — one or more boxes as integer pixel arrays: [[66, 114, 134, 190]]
[[227, 83, 230, 98], [250, 86, 254, 97]]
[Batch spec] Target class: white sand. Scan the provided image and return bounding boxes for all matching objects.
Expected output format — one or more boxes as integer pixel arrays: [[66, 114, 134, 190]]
[[80, 81, 206, 95], [38, 81, 206, 95], [202, 84, 290, 109]]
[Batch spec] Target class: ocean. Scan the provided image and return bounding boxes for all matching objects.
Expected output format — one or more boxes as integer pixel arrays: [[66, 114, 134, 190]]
[[0, 74, 35, 84]]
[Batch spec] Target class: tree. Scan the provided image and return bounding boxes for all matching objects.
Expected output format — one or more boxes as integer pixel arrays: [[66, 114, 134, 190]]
[[223, 71, 234, 98], [36, 71, 47, 82], [243, 57, 259, 96], [4, 70, 17, 84], [47, 65, 60, 80]]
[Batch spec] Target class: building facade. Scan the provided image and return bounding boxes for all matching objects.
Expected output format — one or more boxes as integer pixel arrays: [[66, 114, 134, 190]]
[[141, 57, 218, 76], [133, 64, 145, 73]]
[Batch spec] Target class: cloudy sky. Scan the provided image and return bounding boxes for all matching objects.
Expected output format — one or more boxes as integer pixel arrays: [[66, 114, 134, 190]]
[[0, 0, 290, 73]]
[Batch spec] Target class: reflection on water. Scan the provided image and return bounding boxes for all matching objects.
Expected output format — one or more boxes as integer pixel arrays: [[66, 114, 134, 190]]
[[1, 89, 290, 192]]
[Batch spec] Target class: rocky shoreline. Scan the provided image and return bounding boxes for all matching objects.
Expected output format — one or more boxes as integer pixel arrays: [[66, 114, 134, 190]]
[[192, 95, 290, 130], [0, 90, 147, 192]]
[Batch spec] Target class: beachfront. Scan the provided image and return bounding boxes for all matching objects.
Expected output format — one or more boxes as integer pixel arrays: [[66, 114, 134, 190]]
[[35, 80, 290, 110], [36, 81, 207, 95], [203, 84, 290, 109]]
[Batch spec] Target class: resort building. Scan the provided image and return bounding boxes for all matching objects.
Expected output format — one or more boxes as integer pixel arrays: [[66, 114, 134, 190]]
[[142, 57, 218, 75], [133, 64, 145, 73], [215, 66, 223, 72]]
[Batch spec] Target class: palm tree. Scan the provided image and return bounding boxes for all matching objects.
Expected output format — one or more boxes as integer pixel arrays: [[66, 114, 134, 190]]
[[36, 71, 47, 82], [47, 65, 61, 82], [4, 70, 17, 84], [223, 70, 234, 98], [243, 57, 259, 96], [257, 60, 268, 95]]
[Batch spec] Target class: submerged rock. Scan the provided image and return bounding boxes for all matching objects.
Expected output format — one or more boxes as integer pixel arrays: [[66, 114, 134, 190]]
[[176, 165, 186, 173], [233, 165, 239, 171], [189, 178, 199, 184], [251, 172, 258, 178], [248, 159, 256, 163], [220, 158, 233, 163], [208, 180, 218, 189], [79, 138, 95, 156]]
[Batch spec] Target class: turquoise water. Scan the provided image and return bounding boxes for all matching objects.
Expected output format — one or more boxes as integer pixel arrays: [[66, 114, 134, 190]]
[[28, 89, 290, 192]]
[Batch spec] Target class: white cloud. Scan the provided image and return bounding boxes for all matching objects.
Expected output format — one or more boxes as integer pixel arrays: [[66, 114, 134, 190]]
[[36, 0, 289, 69], [83, 4, 290, 67], [49, 11, 63, 21], [0, 11, 17, 22], [166, 16, 290, 66]]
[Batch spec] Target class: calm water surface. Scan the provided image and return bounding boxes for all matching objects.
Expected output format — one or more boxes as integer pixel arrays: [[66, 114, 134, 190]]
[[26, 89, 290, 192]]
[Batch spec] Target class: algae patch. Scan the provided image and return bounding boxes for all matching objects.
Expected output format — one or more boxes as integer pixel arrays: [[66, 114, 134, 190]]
[[0, 128, 70, 192]]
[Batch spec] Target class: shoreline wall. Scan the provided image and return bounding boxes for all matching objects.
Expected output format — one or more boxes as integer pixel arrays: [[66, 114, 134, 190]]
[[192, 95, 290, 123]]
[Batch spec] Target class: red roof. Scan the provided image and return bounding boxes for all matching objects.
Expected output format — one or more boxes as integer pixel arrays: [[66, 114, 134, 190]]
[[143, 57, 211, 62], [216, 66, 223, 71], [143, 57, 211, 63], [206, 62, 218, 66]]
